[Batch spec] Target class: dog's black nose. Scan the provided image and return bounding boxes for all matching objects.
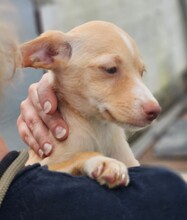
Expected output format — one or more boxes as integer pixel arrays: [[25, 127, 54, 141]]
[[143, 101, 161, 121]]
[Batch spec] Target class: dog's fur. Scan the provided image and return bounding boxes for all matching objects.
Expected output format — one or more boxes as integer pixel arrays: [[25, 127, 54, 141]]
[[21, 21, 161, 188]]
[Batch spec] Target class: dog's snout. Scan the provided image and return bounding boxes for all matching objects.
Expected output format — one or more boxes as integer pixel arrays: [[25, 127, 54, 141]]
[[142, 101, 161, 121]]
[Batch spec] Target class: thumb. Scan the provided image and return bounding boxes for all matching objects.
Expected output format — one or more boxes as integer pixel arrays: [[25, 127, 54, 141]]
[[37, 73, 57, 114]]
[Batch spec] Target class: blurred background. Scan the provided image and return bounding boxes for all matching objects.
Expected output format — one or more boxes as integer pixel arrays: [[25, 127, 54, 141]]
[[0, 0, 187, 179]]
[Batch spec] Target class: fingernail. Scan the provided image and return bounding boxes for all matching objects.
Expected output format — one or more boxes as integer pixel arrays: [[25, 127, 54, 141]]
[[55, 126, 67, 139], [43, 143, 52, 155], [43, 101, 52, 114], [38, 149, 44, 158]]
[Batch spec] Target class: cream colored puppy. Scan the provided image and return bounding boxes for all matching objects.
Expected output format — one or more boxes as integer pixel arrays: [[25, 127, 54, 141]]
[[21, 21, 161, 188]]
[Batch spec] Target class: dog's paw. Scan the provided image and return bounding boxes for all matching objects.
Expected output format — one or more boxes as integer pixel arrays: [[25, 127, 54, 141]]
[[83, 156, 129, 188]]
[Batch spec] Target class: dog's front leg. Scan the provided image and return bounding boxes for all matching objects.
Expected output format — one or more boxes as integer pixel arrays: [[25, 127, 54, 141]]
[[111, 140, 140, 167], [48, 152, 129, 188], [48, 152, 101, 175]]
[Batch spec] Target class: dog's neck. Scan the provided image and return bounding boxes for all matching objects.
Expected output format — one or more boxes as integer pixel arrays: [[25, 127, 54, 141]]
[[57, 97, 125, 150]]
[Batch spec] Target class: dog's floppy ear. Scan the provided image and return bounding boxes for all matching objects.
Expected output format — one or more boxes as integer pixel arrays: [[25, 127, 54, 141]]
[[20, 31, 71, 69]]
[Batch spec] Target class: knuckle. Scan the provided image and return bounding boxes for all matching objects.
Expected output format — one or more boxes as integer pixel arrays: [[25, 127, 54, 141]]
[[28, 83, 37, 96], [17, 119, 25, 134], [37, 138, 45, 146], [18, 125, 28, 142], [20, 100, 27, 111], [48, 121, 58, 132], [27, 117, 39, 131], [23, 133, 29, 144], [33, 129, 51, 147], [28, 139, 39, 151], [17, 115, 21, 126]]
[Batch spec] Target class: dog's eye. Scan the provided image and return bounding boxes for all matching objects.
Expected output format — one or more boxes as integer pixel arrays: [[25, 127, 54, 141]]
[[105, 67, 117, 74]]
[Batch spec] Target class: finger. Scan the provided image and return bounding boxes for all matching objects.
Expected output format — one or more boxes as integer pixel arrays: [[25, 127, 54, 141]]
[[39, 110, 69, 141], [17, 115, 43, 157], [37, 73, 58, 114], [20, 100, 54, 156], [28, 83, 43, 112]]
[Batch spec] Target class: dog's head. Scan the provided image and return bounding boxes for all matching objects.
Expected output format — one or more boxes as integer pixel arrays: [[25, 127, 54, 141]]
[[21, 21, 161, 131]]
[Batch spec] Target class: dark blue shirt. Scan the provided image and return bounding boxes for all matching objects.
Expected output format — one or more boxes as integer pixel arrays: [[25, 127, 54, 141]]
[[0, 165, 187, 220]]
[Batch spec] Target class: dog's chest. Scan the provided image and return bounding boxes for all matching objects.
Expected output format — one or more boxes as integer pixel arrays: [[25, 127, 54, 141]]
[[93, 124, 119, 154], [45, 108, 127, 165], [67, 119, 126, 157]]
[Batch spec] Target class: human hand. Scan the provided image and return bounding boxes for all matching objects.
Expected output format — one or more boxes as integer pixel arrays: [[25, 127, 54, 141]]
[[17, 73, 68, 157]]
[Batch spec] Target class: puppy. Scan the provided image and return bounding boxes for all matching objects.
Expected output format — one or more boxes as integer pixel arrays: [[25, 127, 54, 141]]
[[21, 21, 161, 188]]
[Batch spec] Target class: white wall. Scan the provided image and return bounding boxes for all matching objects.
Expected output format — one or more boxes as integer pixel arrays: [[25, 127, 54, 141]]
[[39, 0, 187, 94]]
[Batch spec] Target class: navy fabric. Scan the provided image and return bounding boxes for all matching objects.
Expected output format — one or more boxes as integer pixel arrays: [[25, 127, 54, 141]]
[[0, 165, 187, 220]]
